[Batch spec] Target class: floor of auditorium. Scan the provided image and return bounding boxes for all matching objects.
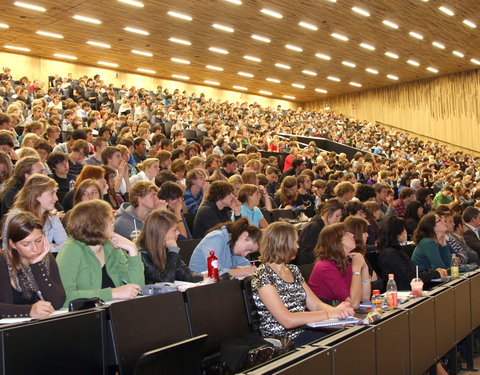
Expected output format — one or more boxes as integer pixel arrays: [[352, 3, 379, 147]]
[[462, 357, 480, 374]]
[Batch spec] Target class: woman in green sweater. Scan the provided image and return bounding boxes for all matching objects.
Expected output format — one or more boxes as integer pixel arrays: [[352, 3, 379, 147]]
[[57, 200, 144, 307], [411, 213, 450, 277]]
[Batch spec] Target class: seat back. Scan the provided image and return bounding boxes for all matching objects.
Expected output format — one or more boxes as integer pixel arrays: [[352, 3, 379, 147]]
[[298, 263, 315, 283], [241, 277, 261, 333], [271, 209, 295, 222], [178, 238, 202, 264]]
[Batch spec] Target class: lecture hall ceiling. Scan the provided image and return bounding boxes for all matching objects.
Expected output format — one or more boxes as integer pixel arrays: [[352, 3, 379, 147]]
[[0, 0, 479, 102]]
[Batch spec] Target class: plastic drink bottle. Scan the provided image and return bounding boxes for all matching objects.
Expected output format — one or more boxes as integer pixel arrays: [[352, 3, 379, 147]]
[[207, 250, 219, 282], [371, 290, 383, 313], [386, 274, 398, 310], [451, 254, 459, 279]]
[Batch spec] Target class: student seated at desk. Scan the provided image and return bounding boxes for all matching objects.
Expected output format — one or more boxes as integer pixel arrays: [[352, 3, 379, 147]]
[[57, 200, 144, 307], [0, 212, 65, 318], [308, 223, 371, 308], [138, 209, 203, 284], [252, 222, 354, 347], [189, 218, 260, 278]]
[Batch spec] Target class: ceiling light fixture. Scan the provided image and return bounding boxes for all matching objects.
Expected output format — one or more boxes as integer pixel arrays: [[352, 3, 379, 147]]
[[259, 90, 272, 95], [172, 74, 189, 80], [212, 23, 234, 32], [53, 53, 77, 60], [302, 70, 317, 76], [407, 59, 420, 66], [137, 68, 156, 74], [118, 0, 144, 7], [14, 2, 46, 12], [342, 61, 356, 68], [366, 68, 379, 74], [36, 30, 63, 38], [360, 43, 375, 50], [327, 76, 341, 81], [233, 86, 247, 90], [471, 58, 480, 65], [315, 53, 331, 60], [387, 74, 399, 80], [426, 67, 439, 73], [73, 15, 101, 24], [463, 19, 477, 28], [298, 21, 318, 31], [432, 41, 445, 49], [385, 51, 399, 59], [283, 95, 296, 100], [452, 50, 464, 58], [260, 9, 282, 18], [124, 26, 149, 35], [168, 37, 191, 46], [382, 20, 399, 29], [285, 44, 303, 52], [243, 55, 261, 62], [292, 83, 305, 89], [225, 0, 242, 4], [167, 11, 192, 21], [209, 47, 228, 54], [0, 23, 9, 29], [409, 31, 424, 40], [315, 88, 328, 93], [87, 41, 111, 48], [331, 33, 348, 41], [349, 82, 362, 87], [4, 45, 30, 52], [352, 7, 370, 16], [204, 80, 220, 85], [266, 78, 281, 83], [170, 57, 190, 64], [238, 71, 254, 77], [438, 6, 454, 16], [251, 34, 270, 43], [206, 65, 224, 71], [131, 49, 152, 56], [275, 63, 291, 69], [98, 61, 119, 67]]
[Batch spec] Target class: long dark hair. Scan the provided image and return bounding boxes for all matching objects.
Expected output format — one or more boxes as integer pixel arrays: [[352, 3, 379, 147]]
[[412, 213, 438, 244], [404, 200, 422, 222], [378, 216, 406, 251], [208, 217, 262, 250]]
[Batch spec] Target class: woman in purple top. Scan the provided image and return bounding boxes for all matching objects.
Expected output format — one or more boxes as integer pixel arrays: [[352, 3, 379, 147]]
[[308, 223, 371, 308]]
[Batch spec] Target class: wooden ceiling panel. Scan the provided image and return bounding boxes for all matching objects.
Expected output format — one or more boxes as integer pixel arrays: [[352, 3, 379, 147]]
[[0, 0, 479, 102]]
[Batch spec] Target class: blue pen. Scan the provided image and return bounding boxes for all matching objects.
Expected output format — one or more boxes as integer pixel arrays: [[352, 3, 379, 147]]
[[36, 290, 45, 301]]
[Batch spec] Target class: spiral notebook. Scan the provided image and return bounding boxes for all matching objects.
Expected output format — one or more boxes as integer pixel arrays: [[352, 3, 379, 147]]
[[307, 317, 361, 328]]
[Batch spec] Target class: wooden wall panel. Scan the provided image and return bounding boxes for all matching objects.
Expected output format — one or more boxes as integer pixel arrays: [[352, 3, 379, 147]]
[[0, 52, 297, 110], [305, 69, 480, 153]]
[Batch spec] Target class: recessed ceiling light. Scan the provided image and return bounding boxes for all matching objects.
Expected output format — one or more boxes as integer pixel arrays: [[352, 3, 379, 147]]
[[0, 23, 9, 29], [212, 23, 234, 32], [327, 76, 341, 81], [342, 61, 356, 68], [387, 74, 399, 80], [471, 58, 480, 65], [131, 49, 152, 57], [283, 95, 296, 100], [251, 34, 270, 43], [349, 82, 362, 87], [385, 51, 399, 59], [118, 0, 144, 7], [352, 7, 370, 16], [124, 26, 149, 35], [463, 19, 477, 28], [360, 43, 375, 50], [407, 59, 420, 66], [206, 65, 224, 71], [266, 78, 281, 83], [225, 0, 242, 4], [14, 2, 46, 12], [172, 74, 189, 80], [325, 0, 336, 2], [53, 53, 77, 60], [315, 88, 328, 93], [452, 50, 464, 58], [302, 70, 317, 76], [4, 45, 30, 52], [432, 41, 445, 49], [137, 68, 156, 74], [167, 11, 192, 21], [409, 31, 424, 40], [98, 61, 119, 67], [243, 55, 261, 62], [259, 90, 273, 95], [238, 71, 254, 77], [36, 30, 63, 38], [275, 63, 291, 69], [285, 44, 303, 52], [438, 6, 454, 16], [233, 86, 247, 90], [298, 21, 318, 31], [204, 80, 220, 85], [382, 20, 399, 29], [73, 15, 101, 24], [331, 33, 348, 41], [209, 47, 228, 54], [315, 53, 331, 60], [168, 37, 191, 46], [292, 83, 305, 89], [366, 68, 379, 74], [171, 57, 190, 64], [426, 67, 439, 73], [260, 9, 282, 18], [87, 41, 111, 48]]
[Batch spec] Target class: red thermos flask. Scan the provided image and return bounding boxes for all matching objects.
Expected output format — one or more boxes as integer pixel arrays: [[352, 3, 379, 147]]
[[207, 250, 219, 282]]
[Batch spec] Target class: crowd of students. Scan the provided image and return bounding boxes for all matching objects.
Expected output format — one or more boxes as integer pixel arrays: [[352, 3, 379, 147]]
[[0, 67, 478, 367]]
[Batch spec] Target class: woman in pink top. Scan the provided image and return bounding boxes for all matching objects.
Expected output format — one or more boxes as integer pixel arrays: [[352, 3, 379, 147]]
[[308, 222, 371, 308]]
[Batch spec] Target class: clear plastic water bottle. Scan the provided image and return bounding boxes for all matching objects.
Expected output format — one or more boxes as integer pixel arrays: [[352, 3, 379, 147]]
[[386, 274, 398, 310], [69, 179, 75, 191], [371, 289, 383, 313], [451, 254, 459, 279]]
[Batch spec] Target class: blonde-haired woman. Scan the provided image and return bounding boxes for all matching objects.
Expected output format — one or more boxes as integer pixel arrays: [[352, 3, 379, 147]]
[[129, 158, 160, 185], [252, 222, 354, 347], [2, 174, 67, 253]]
